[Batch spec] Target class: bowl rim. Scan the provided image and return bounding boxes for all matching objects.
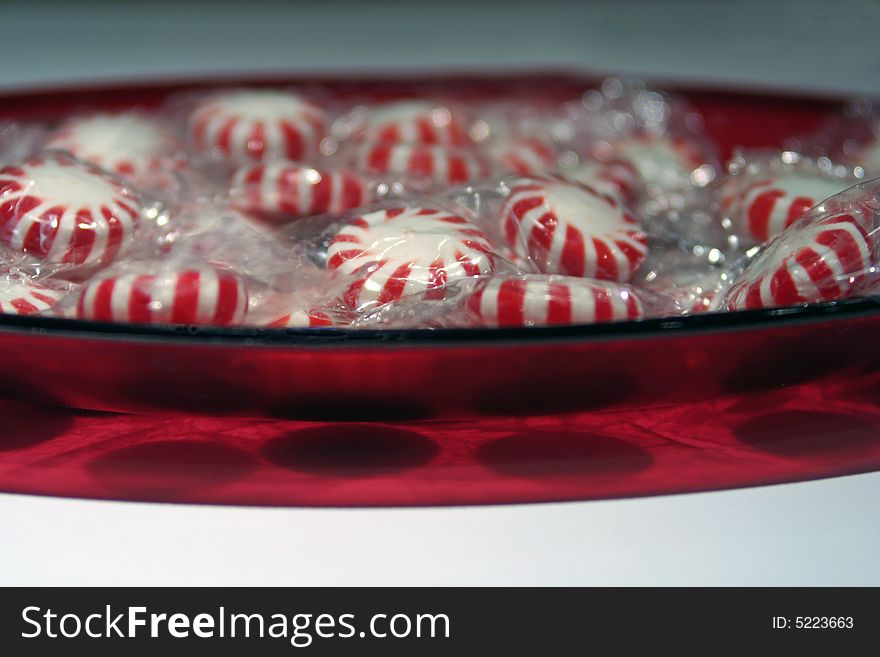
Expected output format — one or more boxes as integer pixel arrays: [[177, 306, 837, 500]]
[[2, 296, 878, 348]]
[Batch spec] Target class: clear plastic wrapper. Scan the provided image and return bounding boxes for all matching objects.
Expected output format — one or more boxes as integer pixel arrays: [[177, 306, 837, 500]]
[[4, 80, 879, 331], [179, 88, 332, 167], [334, 99, 558, 190], [262, 306, 339, 328], [354, 273, 680, 329], [484, 136, 559, 176], [496, 173, 648, 283], [228, 160, 380, 224], [0, 151, 146, 277], [638, 247, 729, 314], [517, 80, 725, 260], [554, 79, 719, 240], [159, 200, 290, 286], [0, 122, 46, 167], [244, 285, 354, 329], [561, 156, 642, 208], [44, 111, 186, 187], [331, 99, 475, 147], [788, 97, 880, 176], [256, 192, 535, 328], [465, 99, 568, 177], [467, 274, 677, 327], [322, 201, 510, 314], [343, 141, 492, 191], [724, 178, 880, 310], [0, 266, 76, 317], [351, 277, 479, 329], [70, 256, 250, 326], [716, 149, 862, 251], [466, 97, 562, 144]]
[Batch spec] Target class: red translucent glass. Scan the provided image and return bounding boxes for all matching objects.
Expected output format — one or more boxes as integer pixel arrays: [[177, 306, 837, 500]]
[[1, 372, 879, 506], [0, 74, 877, 506]]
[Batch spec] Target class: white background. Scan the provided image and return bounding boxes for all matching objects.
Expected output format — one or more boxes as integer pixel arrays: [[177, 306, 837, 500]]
[[1, 0, 879, 585], [2, 0, 879, 96], [4, 473, 880, 585]]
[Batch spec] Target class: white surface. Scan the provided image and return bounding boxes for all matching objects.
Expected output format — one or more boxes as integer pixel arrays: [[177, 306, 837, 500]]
[[3, 472, 879, 586], [2, 0, 879, 586]]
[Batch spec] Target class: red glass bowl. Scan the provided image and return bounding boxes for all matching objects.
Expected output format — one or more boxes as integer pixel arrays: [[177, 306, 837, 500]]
[[1, 74, 880, 506], [0, 73, 876, 422], [1, 371, 880, 506]]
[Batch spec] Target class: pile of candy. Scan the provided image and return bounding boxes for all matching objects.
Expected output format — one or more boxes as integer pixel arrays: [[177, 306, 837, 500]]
[[1, 79, 879, 330]]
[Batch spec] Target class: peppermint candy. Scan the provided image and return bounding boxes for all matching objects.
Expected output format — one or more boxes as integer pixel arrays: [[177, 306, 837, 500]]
[[722, 174, 852, 244], [487, 137, 557, 175], [609, 133, 703, 192], [566, 158, 641, 207], [45, 113, 182, 178], [352, 143, 489, 185], [77, 266, 248, 325], [0, 277, 64, 315], [500, 175, 647, 282], [189, 90, 328, 163], [0, 153, 141, 267], [726, 213, 873, 310], [231, 162, 371, 221], [326, 206, 496, 310], [466, 275, 645, 327], [360, 101, 469, 145], [265, 308, 333, 328]]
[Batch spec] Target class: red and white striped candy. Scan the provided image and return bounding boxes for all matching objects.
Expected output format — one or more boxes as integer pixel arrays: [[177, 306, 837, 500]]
[[722, 174, 851, 244], [467, 275, 645, 327], [0, 153, 141, 267], [326, 206, 496, 310], [726, 213, 872, 310], [77, 266, 248, 325], [189, 90, 328, 163], [352, 142, 490, 185], [361, 101, 469, 146], [566, 158, 641, 207], [231, 162, 371, 222], [487, 137, 557, 175], [45, 113, 182, 179], [265, 308, 334, 328], [0, 278, 64, 315], [609, 133, 703, 192], [500, 175, 647, 282]]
